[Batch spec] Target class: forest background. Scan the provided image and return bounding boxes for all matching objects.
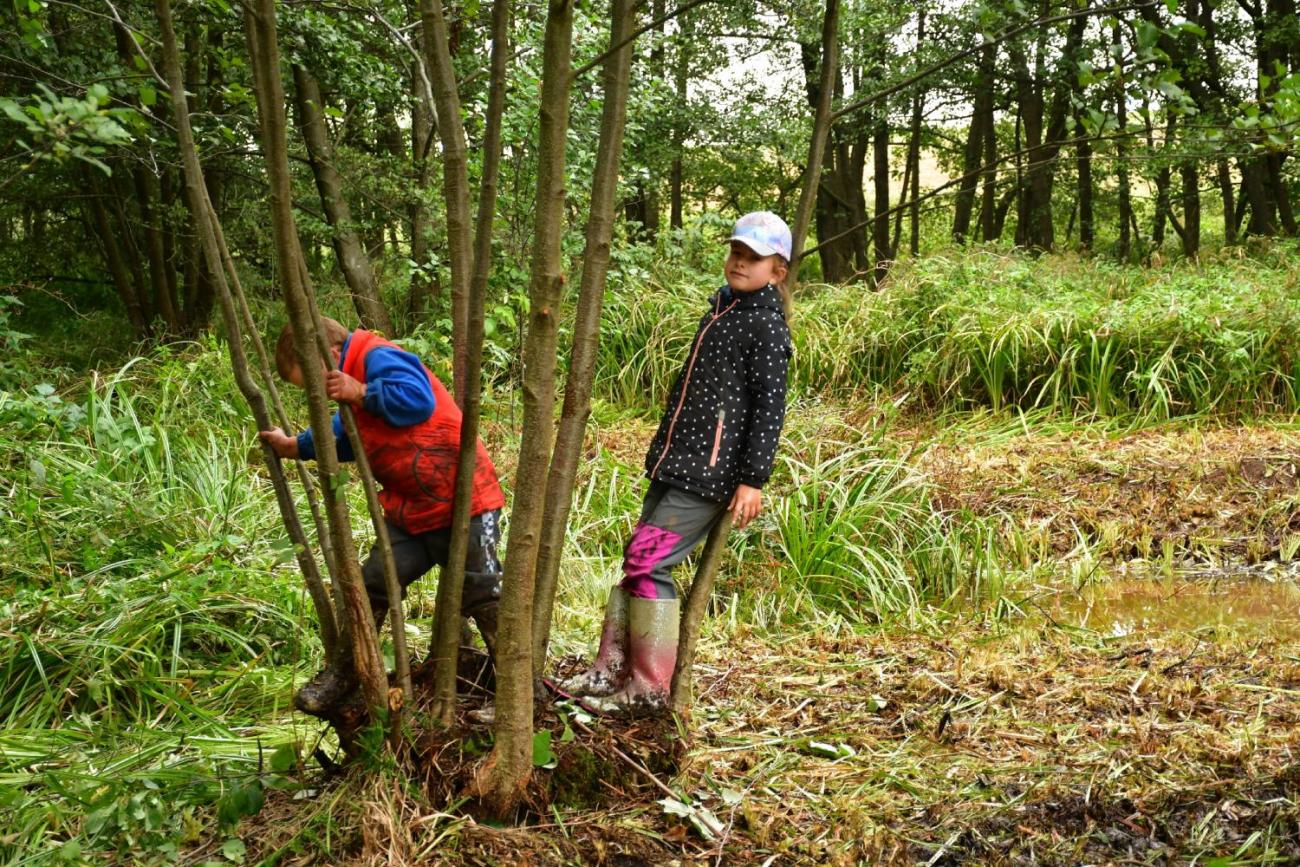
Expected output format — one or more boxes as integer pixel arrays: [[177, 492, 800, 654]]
[[2, 0, 1300, 862]]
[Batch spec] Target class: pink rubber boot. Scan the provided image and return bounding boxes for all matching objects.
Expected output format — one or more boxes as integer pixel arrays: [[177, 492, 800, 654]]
[[585, 596, 679, 716]]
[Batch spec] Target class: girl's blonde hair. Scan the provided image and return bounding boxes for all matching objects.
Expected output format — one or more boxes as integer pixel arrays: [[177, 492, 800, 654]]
[[774, 256, 792, 319]]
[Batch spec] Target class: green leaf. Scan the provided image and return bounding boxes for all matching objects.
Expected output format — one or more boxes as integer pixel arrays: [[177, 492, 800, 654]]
[[221, 837, 246, 863], [804, 740, 856, 759], [138, 85, 157, 107], [270, 742, 298, 773], [328, 468, 350, 492], [532, 730, 555, 768]]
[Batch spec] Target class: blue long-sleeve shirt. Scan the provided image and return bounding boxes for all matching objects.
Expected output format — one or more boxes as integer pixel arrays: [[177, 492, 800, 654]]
[[296, 334, 435, 461]]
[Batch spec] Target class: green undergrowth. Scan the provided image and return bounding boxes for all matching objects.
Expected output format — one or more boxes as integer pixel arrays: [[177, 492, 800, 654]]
[[599, 241, 1300, 419]]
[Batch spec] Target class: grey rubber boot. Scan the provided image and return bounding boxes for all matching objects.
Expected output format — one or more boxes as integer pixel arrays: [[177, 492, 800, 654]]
[[560, 587, 630, 697], [584, 596, 679, 716], [463, 570, 501, 659]]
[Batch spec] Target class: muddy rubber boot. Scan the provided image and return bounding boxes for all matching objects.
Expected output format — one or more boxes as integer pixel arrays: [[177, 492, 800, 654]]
[[294, 608, 385, 716], [463, 569, 501, 655], [585, 596, 679, 716], [559, 587, 630, 697], [294, 663, 357, 716]]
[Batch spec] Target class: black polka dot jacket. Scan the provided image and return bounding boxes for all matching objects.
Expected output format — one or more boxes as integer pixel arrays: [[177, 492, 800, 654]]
[[644, 282, 793, 502]]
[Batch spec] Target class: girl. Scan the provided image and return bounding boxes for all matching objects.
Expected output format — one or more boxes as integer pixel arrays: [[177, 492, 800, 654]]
[[563, 211, 794, 715]]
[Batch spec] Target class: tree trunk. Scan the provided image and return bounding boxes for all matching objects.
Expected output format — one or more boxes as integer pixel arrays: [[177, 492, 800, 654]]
[[421, 0, 476, 402], [429, 0, 513, 724], [1075, 112, 1094, 250], [1113, 24, 1132, 261], [906, 10, 925, 257], [533, 0, 637, 674], [292, 65, 394, 335], [1180, 157, 1200, 257], [243, 0, 389, 718], [476, 0, 574, 818], [871, 114, 891, 284], [155, 0, 340, 663], [669, 7, 688, 231], [979, 68, 999, 241], [951, 108, 984, 243], [87, 184, 151, 337], [134, 168, 182, 334], [788, 0, 839, 290]]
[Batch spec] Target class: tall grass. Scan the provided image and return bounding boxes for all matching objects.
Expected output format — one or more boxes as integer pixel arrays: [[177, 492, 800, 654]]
[[597, 243, 1300, 420], [1, 343, 319, 863]]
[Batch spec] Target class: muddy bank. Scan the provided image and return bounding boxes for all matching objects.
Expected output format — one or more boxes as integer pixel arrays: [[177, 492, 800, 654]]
[[922, 422, 1300, 564]]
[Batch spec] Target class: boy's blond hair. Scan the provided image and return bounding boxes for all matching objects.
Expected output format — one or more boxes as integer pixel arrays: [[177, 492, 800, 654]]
[[275, 317, 350, 380]]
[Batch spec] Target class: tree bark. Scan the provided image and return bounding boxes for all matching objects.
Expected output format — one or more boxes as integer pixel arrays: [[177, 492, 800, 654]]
[[979, 65, 999, 241], [1113, 23, 1132, 260], [154, 0, 340, 665], [871, 113, 891, 284], [243, 0, 389, 719], [476, 0, 574, 818], [1075, 112, 1094, 250], [429, 0, 513, 725], [87, 185, 151, 338], [788, 0, 839, 291], [292, 64, 394, 335], [420, 0, 476, 403], [533, 0, 636, 675], [906, 10, 925, 257]]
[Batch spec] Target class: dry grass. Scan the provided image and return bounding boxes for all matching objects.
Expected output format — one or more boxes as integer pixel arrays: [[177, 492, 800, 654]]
[[921, 419, 1300, 564]]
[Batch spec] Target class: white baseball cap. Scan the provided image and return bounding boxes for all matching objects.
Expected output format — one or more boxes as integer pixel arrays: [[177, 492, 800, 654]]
[[727, 211, 793, 261]]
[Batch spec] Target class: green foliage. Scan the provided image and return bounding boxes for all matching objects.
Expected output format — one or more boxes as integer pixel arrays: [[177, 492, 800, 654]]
[[0, 84, 137, 178], [599, 244, 1300, 421], [0, 346, 317, 863]]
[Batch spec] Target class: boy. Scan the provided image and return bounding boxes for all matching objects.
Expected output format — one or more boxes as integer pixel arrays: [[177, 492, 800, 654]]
[[260, 317, 505, 716]]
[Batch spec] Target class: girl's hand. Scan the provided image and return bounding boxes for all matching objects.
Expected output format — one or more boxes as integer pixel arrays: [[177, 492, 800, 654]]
[[325, 369, 367, 404], [259, 427, 299, 459], [729, 484, 762, 529]]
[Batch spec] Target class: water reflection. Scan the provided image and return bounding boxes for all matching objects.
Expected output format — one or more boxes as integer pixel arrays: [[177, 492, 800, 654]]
[[1054, 568, 1300, 639]]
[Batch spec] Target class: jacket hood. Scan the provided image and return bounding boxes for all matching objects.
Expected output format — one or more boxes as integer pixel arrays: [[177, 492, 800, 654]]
[[715, 282, 786, 317]]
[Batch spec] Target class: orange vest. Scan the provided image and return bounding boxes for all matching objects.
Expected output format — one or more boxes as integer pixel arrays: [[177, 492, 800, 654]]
[[341, 329, 505, 533]]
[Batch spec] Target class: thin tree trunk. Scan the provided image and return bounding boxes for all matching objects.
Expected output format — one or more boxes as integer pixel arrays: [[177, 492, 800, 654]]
[[134, 169, 182, 334], [1113, 24, 1131, 260], [669, 512, 731, 713], [429, 0, 513, 725], [243, 0, 389, 720], [979, 62, 999, 241], [1075, 112, 1094, 250], [788, 0, 839, 290], [669, 8, 688, 230], [1180, 157, 1200, 257], [476, 0, 574, 817], [420, 0, 476, 402], [533, 0, 637, 675], [87, 185, 151, 337], [292, 65, 394, 335], [1150, 113, 1175, 247], [906, 10, 925, 257], [155, 0, 339, 663], [871, 113, 891, 284]]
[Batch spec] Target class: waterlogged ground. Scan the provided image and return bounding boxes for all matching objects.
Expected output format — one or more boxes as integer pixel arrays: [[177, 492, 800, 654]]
[[222, 574, 1300, 866], [678, 577, 1300, 864]]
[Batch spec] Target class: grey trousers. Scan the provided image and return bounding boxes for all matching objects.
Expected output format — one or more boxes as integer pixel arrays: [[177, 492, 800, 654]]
[[619, 482, 727, 599], [362, 510, 503, 616]]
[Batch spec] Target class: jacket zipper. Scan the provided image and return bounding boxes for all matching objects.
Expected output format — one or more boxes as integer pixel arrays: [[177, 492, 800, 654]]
[[651, 295, 739, 479], [709, 408, 725, 467]]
